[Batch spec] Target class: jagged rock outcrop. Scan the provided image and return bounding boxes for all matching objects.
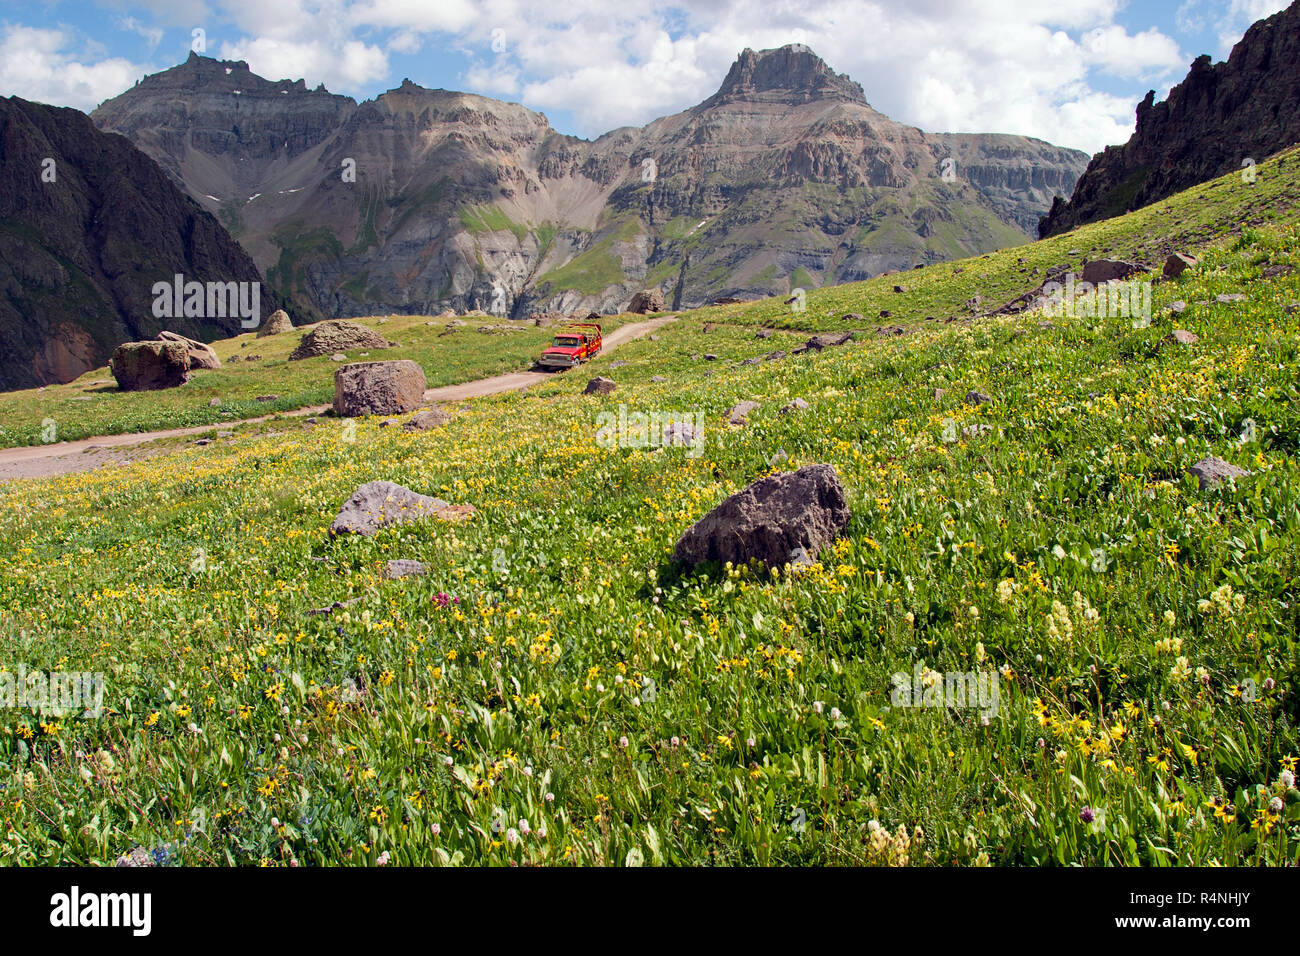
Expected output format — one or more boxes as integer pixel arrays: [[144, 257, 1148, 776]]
[[93, 46, 1087, 323], [1040, 2, 1300, 237], [0, 96, 275, 390]]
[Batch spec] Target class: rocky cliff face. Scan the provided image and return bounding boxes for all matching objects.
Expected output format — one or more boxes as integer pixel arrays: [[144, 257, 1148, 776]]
[[1040, 1, 1300, 237], [94, 46, 1088, 319], [0, 96, 275, 390]]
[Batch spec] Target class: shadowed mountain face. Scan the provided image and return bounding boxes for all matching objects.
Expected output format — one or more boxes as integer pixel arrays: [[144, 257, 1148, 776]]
[[1040, 0, 1300, 237], [0, 96, 275, 390], [94, 45, 1088, 320]]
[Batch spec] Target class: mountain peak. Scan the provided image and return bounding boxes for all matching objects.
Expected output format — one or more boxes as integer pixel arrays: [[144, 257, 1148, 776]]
[[706, 44, 867, 107]]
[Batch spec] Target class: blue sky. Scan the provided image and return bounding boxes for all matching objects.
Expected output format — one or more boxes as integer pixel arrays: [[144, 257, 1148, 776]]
[[0, 0, 1290, 152]]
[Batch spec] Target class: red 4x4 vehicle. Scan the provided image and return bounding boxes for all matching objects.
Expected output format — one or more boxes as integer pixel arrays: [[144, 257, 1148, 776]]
[[538, 322, 602, 370]]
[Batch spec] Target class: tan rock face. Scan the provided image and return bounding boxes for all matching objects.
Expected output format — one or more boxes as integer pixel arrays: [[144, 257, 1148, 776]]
[[257, 309, 294, 337], [333, 360, 426, 416], [1041, 2, 1300, 237], [157, 330, 221, 369], [110, 341, 191, 391], [32, 324, 98, 385], [92, 46, 1087, 322]]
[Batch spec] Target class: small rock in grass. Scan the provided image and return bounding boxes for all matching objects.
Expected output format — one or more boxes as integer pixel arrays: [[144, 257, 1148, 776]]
[[385, 559, 428, 579], [1167, 329, 1198, 345], [1188, 455, 1250, 490], [1162, 253, 1197, 279], [779, 398, 809, 415], [330, 480, 470, 537], [403, 408, 452, 432], [584, 376, 617, 396], [727, 401, 760, 425], [964, 390, 992, 406]]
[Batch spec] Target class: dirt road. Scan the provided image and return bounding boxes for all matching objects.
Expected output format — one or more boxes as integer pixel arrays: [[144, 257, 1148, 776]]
[[0, 315, 676, 481]]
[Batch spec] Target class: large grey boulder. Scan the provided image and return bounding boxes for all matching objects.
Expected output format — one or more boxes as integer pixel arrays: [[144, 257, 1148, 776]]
[[290, 320, 393, 360], [330, 480, 470, 537], [333, 360, 426, 417], [1081, 259, 1144, 284], [110, 341, 190, 391], [156, 330, 221, 370], [627, 289, 665, 314], [673, 464, 851, 569]]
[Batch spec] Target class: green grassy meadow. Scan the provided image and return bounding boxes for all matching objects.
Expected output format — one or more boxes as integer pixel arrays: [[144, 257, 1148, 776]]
[[0, 151, 1298, 866]]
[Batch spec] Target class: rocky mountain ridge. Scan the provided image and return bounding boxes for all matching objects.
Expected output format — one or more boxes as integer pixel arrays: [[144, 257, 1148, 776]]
[[93, 45, 1088, 320], [0, 96, 275, 389], [1040, 0, 1300, 236]]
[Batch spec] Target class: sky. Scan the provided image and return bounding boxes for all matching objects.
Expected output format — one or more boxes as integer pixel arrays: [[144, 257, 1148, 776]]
[[0, 0, 1291, 154]]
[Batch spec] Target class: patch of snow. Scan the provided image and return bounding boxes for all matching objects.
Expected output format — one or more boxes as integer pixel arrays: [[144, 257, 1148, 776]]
[[245, 193, 261, 204]]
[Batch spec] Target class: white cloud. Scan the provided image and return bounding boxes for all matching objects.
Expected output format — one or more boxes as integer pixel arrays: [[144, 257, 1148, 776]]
[[118, 16, 165, 49], [217, 36, 389, 92], [0, 0, 1210, 151], [1216, 0, 1290, 52], [1079, 24, 1185, 78], [0, 25, 148, 111]]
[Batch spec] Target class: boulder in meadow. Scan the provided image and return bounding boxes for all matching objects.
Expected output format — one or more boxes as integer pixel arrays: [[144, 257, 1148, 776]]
[[330, 480, 473, 537], [673, 464, 851, 570], [1188, 456, 1250, 490], [110, 341, 190, 391], [333, 360, 426, 417]]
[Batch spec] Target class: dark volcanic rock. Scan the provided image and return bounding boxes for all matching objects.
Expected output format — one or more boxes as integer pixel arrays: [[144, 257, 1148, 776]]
[[0, 96, 274, 390], [1081, 259, 1144, 284], [333, 360, 426, 416], [1040, 2, 1300, 237], [110, 341, 191, 391], [672, 464, 851, 569]]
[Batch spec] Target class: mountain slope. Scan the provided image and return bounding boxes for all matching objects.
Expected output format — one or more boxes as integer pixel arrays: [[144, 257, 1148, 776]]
[[1040, 0, 1300, 237], [0, 96, 276, 390], [93, 46, 1087, 321], [2, 149, 1297, 866]]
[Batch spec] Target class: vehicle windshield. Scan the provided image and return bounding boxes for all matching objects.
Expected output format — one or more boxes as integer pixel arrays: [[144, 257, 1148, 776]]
[[552, 336, 582, 348]]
